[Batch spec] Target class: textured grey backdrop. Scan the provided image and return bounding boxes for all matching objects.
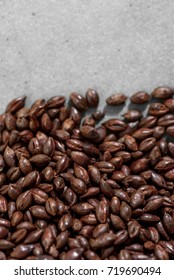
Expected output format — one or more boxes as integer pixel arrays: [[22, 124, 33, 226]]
[[0, 0, 174, 112]]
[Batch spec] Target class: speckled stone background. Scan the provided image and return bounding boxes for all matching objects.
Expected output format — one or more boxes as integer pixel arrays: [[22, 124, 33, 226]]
[[0, 0, 174, 112]]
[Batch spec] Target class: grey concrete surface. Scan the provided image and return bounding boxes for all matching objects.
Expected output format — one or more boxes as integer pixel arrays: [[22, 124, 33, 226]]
[[0, 0, 174, 113]]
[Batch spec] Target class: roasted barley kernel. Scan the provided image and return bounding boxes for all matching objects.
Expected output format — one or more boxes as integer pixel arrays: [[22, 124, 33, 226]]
[[86, 89, 99, 107], [70, 92, 88, 111], [106, 93, 127, 105], [130, 91, 150, 104], [152, 86, 174, 99]]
